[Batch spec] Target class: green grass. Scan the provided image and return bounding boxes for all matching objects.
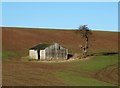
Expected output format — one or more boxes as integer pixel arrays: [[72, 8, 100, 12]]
[[0, 52, 2, 59], [71, 55, 118, 72], [2, 51, 21, 60], [56, 71, 115, 86], [55, 55, 118, 86]]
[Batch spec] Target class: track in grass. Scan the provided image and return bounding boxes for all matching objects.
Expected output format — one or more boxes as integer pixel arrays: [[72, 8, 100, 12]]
[[95, 64, 118, 85]]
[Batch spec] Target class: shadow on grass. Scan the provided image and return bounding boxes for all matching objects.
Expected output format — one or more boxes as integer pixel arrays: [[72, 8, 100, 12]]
[[89, 52, 118, 56]]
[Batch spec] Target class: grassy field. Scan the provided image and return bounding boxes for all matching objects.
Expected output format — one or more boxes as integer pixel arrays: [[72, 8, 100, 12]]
[[2, 27, 118, 86], [2, 55, 118, 86], [55, 55, 118, 86], [2, 51, 19, 59], [0, 52, 1, 58]]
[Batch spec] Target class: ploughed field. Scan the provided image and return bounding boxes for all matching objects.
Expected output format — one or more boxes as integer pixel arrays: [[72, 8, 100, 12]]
[[2, 27, 118, 54], [1, 27, 118, 86]]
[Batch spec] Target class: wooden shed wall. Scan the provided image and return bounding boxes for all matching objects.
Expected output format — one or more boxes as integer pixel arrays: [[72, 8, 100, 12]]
[[29, 43, 68, 60], [29, 50, 38, 59], [45, 43, 68, 60], [40, 50, 46, 60]]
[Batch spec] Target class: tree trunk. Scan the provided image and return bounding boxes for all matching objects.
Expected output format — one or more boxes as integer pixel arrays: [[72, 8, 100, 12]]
[[83, 37, 88, 58], [85, 37, 88, 49], [83, 47, 87, 58]]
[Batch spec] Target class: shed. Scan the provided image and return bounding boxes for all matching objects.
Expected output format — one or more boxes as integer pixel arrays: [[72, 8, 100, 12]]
[[29, 43, 68, 60]]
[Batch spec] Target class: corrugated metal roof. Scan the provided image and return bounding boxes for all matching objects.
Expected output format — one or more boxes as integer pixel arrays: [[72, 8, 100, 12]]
[[29, 43, 52, 50]]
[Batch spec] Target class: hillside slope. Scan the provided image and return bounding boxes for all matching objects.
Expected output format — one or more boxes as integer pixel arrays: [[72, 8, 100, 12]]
[[2, 27, 118, 86], [2, 27, 118, 55]]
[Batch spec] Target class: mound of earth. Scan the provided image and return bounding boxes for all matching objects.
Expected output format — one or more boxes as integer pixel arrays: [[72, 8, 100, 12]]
[[95, 64, 118, 85]]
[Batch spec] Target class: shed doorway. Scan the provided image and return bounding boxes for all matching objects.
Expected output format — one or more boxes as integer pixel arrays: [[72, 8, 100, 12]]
[[37, 50, 40, 60]]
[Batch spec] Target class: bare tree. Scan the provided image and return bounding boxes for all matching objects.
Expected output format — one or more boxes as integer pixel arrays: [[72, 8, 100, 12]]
[[76, 25, 92, 58]]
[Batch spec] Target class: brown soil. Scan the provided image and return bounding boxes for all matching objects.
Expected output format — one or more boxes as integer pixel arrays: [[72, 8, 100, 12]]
[[2, 27, 118, 54], [2, 61, 69, 86]]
